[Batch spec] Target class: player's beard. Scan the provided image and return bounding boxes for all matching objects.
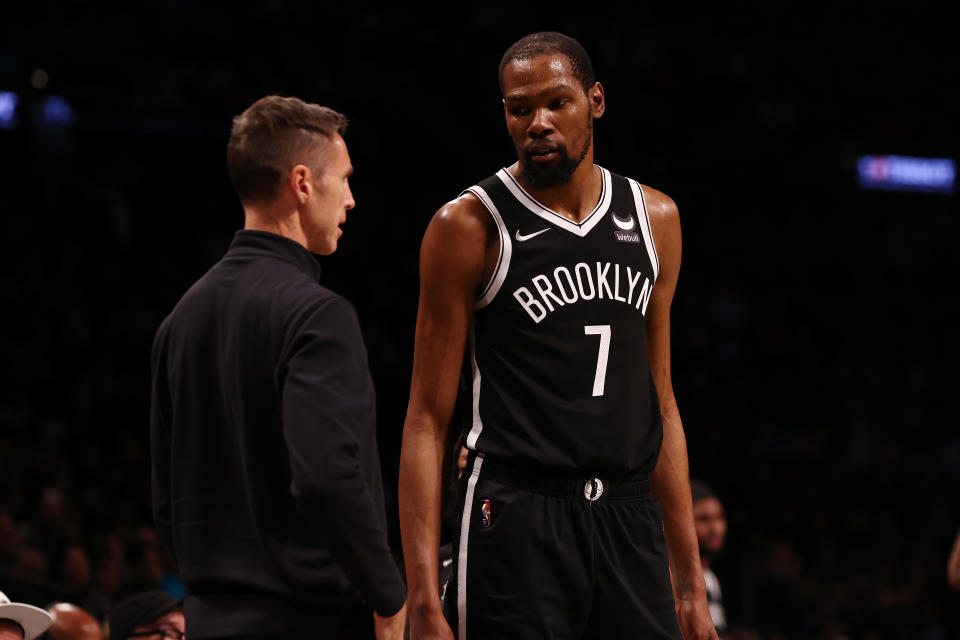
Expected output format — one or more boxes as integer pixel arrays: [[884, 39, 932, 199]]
[[520, 118, 593, 189]]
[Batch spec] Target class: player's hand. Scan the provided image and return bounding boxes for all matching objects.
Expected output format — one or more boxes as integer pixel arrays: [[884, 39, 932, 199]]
[[373, 603, 407, 640], [408, 605, 454, 640], [675, 595, 718, 640]]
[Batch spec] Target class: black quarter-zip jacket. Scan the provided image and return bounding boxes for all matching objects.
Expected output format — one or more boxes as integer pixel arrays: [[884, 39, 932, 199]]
[[150, 230, 405, 637]]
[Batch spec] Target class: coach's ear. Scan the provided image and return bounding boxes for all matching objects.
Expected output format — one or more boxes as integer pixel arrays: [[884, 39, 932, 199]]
[[588, 82, 605, 119], [288, 164, 313, 204]]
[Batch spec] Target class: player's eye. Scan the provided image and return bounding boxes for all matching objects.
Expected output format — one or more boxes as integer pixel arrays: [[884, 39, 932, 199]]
[[508, 106, 531, 117], [549, 98, 568, 110]]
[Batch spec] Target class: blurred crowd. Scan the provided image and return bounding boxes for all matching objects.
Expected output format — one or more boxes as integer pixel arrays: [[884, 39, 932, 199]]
[[3, 6, 960, 639], [0, 455, 183, 624]]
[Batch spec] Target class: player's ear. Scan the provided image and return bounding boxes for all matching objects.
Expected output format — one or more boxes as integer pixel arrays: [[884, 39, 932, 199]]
[[588, 82, 605, 119], [288, 165, 312, 204]]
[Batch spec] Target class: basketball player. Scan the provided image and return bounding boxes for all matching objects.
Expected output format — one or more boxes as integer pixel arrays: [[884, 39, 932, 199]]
[[398, 32, 716, 639]]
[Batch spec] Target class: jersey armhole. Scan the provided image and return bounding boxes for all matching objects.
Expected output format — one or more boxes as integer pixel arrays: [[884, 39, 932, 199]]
[[627, 179, 660, 282], [462, 186, 512, 309]]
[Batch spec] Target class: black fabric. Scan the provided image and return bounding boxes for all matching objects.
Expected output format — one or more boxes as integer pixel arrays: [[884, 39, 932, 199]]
[[445, 453, 681, 640], [108, 590, 181, 639], [184, 596, 373, 640], [460, 167, 663, 475], [438, 542, 455, 603], [478, 455, 650, 500], [150, 230, 405, 638]]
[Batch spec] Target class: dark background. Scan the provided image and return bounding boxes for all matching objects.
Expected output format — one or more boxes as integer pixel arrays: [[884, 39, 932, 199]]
[[1, 5, 958, 639]]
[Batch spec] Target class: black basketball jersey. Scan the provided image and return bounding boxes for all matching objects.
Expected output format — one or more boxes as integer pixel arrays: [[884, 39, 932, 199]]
[[459, 166, 664, 474]]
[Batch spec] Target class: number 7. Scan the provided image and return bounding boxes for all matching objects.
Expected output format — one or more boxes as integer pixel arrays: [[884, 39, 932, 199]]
[[584, 325, 611, 397]]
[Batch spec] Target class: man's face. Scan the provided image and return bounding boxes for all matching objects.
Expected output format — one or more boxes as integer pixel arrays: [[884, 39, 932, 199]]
[[302, 133, 355, 255], [0, 620, 23, 640], [127, 607, 185, 640], [693, 496, 727, 558], [501, 53, 603, 189]]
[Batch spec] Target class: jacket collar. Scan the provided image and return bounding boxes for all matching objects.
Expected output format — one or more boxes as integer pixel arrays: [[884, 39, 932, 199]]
[[227, 230, 323, 281]]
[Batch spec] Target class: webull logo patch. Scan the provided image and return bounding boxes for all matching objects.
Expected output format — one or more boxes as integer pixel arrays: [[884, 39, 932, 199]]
[[611, 211, 640, 243]]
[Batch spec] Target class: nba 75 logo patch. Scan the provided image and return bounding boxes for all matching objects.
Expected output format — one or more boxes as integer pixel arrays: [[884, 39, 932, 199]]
[[611, 210, 640, 243], [480, 499, 492, 528]]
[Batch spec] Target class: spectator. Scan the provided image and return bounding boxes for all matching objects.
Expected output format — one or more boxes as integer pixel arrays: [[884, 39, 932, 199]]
[[0, 591, 53, 640], [106, 591, 182, 640], [54, 544, 92, 592], [692, 479, 728, 635], [43, 603, 101, 640], [123, 534, 163, 595], [83, 533, 126, 621]]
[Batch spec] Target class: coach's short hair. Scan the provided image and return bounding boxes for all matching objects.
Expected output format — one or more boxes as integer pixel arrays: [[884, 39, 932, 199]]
[[499, 31, 596, 95], [226, 95, 347, 205]]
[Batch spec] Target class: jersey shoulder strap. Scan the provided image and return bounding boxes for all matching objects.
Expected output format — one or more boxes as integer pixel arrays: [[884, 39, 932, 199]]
[[459, 172, 515, 309], [606, 170, 661, 283]]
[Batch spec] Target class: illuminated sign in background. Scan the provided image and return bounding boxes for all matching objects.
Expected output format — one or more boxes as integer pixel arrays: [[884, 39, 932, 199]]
[[0, 91, 18, 130], [858, 155, 956, 194]]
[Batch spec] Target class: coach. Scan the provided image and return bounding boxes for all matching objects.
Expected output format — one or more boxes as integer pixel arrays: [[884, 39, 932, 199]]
[[150, 96, 406, 640]]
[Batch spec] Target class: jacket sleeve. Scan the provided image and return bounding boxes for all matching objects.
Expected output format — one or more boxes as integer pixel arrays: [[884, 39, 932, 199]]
[[280, 295, 406, 616], [149, 322, 176, 559]]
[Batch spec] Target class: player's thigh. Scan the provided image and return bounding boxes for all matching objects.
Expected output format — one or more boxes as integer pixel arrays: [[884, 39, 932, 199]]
[[450, 474, 592, 640], [584, 498, 681, 640]]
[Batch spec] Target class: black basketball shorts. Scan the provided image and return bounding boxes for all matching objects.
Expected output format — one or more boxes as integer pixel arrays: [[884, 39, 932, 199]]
[[443, 451, 682, 639]]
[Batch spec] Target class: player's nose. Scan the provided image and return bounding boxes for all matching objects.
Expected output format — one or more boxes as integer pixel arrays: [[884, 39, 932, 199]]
[[527, 108, 553, 137]]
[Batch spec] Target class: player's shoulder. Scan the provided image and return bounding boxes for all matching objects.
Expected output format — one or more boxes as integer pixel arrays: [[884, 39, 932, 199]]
[[423, 189, 494, 252], [430, 190, 491, 234], [608, 168, 679, 226], [638, 185, 678, 227]]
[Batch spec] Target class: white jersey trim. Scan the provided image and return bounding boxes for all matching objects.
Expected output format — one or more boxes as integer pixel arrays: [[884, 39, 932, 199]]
[[496, 166, 613, 238], [466, 327, 483, 449], [457, 454, 484, 640], [628, 179, 660, 282], [464, 186, 512, 309]]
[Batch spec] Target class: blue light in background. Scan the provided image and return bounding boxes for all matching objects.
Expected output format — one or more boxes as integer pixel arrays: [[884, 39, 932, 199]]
[[858, 155, 956, 194], [42, 95, 76, 127], [0, 91, 18, 129]]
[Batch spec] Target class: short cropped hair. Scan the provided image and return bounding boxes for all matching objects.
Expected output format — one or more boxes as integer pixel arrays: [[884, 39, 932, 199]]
[[690, 479, 717, 504], [226, 95, 347, 205], [499, 31, 596, 95]]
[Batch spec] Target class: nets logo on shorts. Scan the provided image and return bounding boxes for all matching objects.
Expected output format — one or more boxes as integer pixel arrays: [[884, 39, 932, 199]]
[[480, 499, 492, 527]]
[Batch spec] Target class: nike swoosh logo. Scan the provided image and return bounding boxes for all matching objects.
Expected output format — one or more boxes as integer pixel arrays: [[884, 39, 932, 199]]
[[515, 228, 550, 242]]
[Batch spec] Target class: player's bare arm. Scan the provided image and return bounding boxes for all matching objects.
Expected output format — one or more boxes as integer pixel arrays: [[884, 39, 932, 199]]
[[398, 194, 494, 640], [644, 187, 718, 640]]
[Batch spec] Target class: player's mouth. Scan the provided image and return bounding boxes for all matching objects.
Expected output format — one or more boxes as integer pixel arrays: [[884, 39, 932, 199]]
[[526, 145, 561, 162]]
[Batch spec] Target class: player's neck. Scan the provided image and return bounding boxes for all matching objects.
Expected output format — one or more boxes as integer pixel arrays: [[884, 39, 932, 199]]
[[514, 160, 601, 224], [243, 205, 308, 249], [699, 554, 712, 571]]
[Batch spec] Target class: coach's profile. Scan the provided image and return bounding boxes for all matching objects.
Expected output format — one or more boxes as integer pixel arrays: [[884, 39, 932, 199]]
[[150, 95, 406, 640]]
